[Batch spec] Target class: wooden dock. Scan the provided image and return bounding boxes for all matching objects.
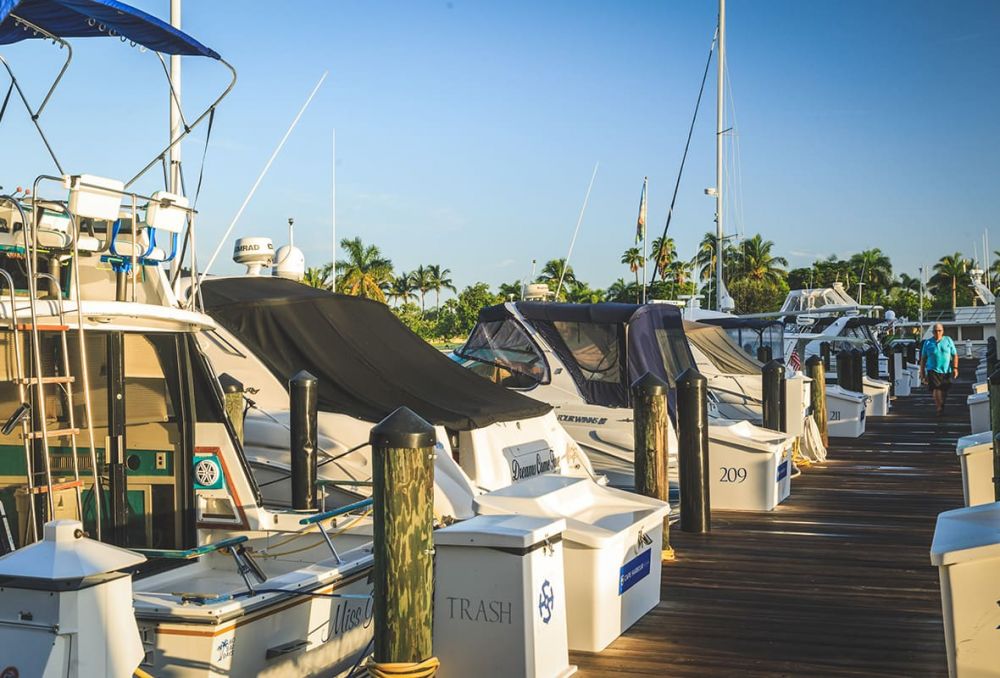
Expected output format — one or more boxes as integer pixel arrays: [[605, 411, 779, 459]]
[[574, 365, 972, 677]]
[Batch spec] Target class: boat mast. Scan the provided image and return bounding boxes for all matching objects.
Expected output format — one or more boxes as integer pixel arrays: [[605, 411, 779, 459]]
[[169, 0, 182, 194], [715, 0, 727, 311]]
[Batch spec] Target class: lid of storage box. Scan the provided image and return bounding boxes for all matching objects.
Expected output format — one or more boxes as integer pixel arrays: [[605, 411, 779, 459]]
[[967, 391, 990, 404], [931, 503, 1000, 566], [826, 385, 868, 402], [708, 419, 792, 454], [861, 377, 890, 390], [474, 475, 669, 549], [956, 430, 995, 457], [973, 381, 988, 394], [435, 514, 566, 549]]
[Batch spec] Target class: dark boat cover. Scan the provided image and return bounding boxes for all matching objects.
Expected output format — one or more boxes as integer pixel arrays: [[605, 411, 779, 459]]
[[201, 277, 552, 431]]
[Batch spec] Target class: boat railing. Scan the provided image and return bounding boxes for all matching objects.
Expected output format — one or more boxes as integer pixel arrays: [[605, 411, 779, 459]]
[[299, 497, 375, 565]]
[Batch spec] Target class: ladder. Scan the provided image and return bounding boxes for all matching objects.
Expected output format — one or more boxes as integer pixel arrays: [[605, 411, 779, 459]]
[[1, 196, 101, 545]]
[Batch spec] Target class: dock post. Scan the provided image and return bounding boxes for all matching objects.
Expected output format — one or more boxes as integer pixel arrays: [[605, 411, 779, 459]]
[[762, 360, 785, 432], [806, 356, 828, 446], [851, 348, 865, 393], [820, 342, 831, 372], [756, 345, 773, 364], [988, 337, 997, 376], [865, 346, 879, 380], [289, 371, 318, 511], [632, 372, 674, 560], [886, 346, 895, 396], [677, 368, 710, 533], [370, 406, 437, 672], [990, 368, 1000, 458], [905, 341, 917, 366], [836, 349, 853, 391], [219, 373, 245, 447]]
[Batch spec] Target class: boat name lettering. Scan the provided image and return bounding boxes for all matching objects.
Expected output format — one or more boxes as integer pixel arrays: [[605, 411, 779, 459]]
[[446, 596, 512, 624], [510, 451, 559, 481], [327, 597, 374, 639], [557, 414, 608, 425]]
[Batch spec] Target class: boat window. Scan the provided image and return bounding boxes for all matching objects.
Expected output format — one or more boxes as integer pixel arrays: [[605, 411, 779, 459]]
[[551, 321, 620, 383], [455, 319, 549, 387], [962, 325, 983, 340]]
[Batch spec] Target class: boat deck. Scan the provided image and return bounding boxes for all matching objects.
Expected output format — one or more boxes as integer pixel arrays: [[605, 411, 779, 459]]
[[574, 362, 972, 677]]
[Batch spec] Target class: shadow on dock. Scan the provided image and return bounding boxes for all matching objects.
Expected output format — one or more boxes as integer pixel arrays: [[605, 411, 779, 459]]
[[574, 361, 972, 677]]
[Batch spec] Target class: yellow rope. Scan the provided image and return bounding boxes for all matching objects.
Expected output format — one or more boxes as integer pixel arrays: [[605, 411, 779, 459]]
[[661, 545, 676, 562], [791, 438, 812, 468], [262, 510, 372, 558], [367, 657, 440, 678], [134, 669, 155, 678]]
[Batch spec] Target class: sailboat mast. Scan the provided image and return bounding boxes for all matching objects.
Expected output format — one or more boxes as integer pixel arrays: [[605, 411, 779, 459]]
[[715, 0, 726, 311], [169, 0, 182, 194]]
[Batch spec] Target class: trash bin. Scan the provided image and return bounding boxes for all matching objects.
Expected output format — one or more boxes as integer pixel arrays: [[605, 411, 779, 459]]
[[966, 392, 990, 434], [473, 475, 669, 653], [892, 352, 911, 396], [825, 386, 869, 438], [930, 503, 1000, 677], [862, 377, 891, 417], [708, 419, 793, 511], [783, 372, 810, 438], [433, 514, 576, 678], [955, 431, 997, 507]]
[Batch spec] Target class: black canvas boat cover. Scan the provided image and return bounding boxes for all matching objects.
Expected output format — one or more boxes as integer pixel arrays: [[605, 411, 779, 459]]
[[200, 277, 552, 431]]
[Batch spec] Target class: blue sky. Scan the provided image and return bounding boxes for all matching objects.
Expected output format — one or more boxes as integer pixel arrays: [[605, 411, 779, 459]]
[[1, 1, 998, 296]]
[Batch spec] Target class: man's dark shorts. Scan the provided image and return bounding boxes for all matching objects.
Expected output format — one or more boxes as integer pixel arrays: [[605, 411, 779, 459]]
[[927, 371, 952, 392]]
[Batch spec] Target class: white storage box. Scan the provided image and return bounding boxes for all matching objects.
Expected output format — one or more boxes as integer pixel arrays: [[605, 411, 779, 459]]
[[862, 377, 891, 417], [433, 515, 576, 678], [967, 392, 990, 434], [956, 432, 997, 507], [930, 503, 1000, 677], [972, 381, 988, 395], [64, 174, 123, 221], [708, 420, 793, 511], [826, 386, 868, 438], [893, 352, 912, 397], [783, 372, 811, 438], [474, 475, 668, 653], [146, 190, 189, 233]]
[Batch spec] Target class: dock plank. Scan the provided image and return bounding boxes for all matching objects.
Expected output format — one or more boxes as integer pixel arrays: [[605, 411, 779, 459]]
[[574, 364, 972, 677]]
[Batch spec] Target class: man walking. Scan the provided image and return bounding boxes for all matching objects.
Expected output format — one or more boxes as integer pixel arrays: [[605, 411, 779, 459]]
[[919, 323, 959, 415]]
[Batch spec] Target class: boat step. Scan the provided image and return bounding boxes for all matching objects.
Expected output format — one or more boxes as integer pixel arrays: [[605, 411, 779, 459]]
[[14, 376, 75, 385], [15, 324, 70, 332], [265, 639, 309, 660], [28, 479, 83, 494], [26, 427, 80, 439]]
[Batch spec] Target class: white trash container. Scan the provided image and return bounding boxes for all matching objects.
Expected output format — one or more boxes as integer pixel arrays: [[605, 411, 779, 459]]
[[972, 381, 988, 395], [893, 353, 911, 397], [862, 377, 891, 417], [784, 373, 810, 438], [825, 386, 869, 438], [930, 503, 1000, 677], [708, 420, 793, 511], [955, 431, 996, 507], [433, 515, 576, 678], [474, 475, 669, 653], [967, 392, 990, 434]]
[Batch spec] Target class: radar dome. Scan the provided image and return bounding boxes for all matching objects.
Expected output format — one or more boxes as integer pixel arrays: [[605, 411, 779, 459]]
[[273, 244, 305, 282], [233, 237, 274, 276], [884, 310, 896, 322]]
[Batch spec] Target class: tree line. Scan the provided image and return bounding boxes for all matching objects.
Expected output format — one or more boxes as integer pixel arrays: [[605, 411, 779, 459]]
[[303, 235, 992, 343]]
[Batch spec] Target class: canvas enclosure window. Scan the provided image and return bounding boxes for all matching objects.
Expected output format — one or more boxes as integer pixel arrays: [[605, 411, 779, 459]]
[[455, 318, 549, 388]]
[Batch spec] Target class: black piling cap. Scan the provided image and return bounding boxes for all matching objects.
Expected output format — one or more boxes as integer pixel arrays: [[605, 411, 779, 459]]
[[763, 359, 784, 375], [676, 367, 706, 388], [370, 406, 437, 449], [290, 370, 318, 388], [804, 355, 822, 368], [219, 372, 244, 394], [631, 371, 669, 396], [989, 368, 1000, 385]]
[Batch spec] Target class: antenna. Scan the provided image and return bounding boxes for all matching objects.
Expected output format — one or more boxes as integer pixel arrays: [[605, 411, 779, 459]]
[[288, 217, 294, 248], [555, 162, 599, 301]]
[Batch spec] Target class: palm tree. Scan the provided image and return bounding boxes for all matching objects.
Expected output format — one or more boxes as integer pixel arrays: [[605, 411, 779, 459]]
[[427, 264, 457, 308], [605, 278, 629, 302], [302, 264, 332, 290], [336, 237, 393, 302], [896, 272, 921, 294], [568, 281, 606, 304], [621, 247, 644, 302], [498, 281, 523, 300], [733, 234, 787, 284], [411, 265, 433, 312], [930, 253, 970, 310], [536, 259, 575, 299], [849, 248, 892, 303], [387, 273, 417, 306], [691, 231, 719, 283], [649, 236, 676, 280]]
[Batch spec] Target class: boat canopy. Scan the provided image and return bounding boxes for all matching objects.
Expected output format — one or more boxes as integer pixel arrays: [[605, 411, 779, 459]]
[[200, 278, 552, 431], [698, 316, 784, 360], [0, 0, 221, 58], [461, 301, 694, 410], [683, 320, 763, 375]]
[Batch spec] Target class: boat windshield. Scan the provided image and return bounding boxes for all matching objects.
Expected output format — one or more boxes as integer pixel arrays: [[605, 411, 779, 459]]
[[455, 318, 549, 388], [551, 320, 620, 383]]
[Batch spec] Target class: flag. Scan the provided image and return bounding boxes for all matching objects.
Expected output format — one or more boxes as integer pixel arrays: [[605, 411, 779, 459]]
[[789, 348, 801, 371], [635, 176, 648, 244]]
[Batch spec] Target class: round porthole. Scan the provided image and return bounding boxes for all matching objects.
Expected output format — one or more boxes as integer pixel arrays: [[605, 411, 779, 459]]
[[194, 458, 222, 488]]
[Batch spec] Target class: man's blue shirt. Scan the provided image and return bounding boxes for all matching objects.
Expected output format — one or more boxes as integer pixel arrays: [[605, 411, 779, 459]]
[[922, 336, 957, 373]]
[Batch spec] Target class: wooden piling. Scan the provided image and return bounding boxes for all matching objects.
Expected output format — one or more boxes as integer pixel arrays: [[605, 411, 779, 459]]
[[806, 356, 828, 447], [677, 368, 710, 534], [632, 372, 673, 559], [370, 406, 437, 669], [762, 359, 785, 432]]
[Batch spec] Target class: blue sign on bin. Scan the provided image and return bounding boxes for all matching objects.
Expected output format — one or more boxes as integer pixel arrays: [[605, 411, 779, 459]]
[[619, 548, 651, 595]]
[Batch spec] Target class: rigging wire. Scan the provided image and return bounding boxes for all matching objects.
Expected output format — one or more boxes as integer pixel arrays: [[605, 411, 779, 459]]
[[648, 27, 718, 288]]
